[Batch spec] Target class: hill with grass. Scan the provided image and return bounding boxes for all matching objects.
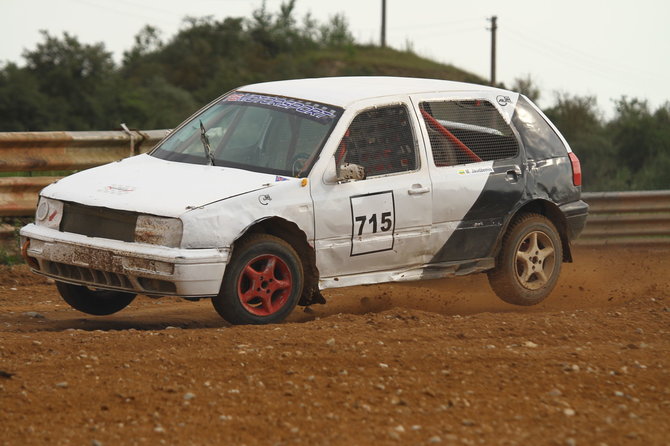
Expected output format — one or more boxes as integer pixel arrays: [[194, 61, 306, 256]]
[[0, 3, 484, 133], [0, 1, 668, 191]]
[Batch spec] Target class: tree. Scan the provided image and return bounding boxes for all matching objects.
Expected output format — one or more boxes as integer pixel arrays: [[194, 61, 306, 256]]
[[22, 31, 118, 129], [544, 94, 620, 191], [4, 0, 666, 193], [116, 76, 197, 130], [511, 74, 540, 103], [123, 25, 164, 64], [319, 14, 355, 47], [0, 62, 51, 131], [608, 98, 670, 190]]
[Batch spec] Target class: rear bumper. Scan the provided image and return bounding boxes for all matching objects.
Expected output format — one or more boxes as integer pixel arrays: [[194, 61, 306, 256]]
[[20, 223, 229, 297], [560, 199, 589, 241]]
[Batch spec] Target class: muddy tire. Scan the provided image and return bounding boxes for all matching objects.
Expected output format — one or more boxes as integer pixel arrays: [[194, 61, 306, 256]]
[[213, 234, 303, 325], [56, 281, 137, 316], [487, 213, 563, 306]]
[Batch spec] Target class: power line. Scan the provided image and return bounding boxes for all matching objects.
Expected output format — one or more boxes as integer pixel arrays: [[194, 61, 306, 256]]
[[394, 25, 482, 38], [502, 27, 663, 85], [391, 17, 482, 31], [502, 17, 663, 82], [70, 0, 177, 24]]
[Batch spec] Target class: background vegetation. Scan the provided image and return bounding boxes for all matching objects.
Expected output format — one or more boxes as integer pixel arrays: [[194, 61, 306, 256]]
[[0, 1, 668, 191]]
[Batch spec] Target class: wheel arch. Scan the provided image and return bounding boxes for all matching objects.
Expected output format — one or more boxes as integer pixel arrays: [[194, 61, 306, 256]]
[[233, 217, 322, 306], [497, 199, 573, 263]]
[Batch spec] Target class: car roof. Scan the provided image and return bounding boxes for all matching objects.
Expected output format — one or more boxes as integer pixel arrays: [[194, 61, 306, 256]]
[[239, 76, 511, 108]]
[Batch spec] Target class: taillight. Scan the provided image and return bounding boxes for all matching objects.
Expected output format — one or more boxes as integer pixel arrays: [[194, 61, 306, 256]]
[[568, 152, 582, 187]]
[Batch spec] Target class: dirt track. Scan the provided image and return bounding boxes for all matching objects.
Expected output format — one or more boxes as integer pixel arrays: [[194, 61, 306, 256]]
[[1, 245, 669, 445]]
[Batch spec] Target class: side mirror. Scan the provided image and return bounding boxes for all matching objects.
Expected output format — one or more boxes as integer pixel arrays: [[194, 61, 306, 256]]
[[337, 162, 366, 182]]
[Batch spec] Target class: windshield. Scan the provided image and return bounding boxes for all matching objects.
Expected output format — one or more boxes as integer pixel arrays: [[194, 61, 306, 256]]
[[151, 92, 343, 177]]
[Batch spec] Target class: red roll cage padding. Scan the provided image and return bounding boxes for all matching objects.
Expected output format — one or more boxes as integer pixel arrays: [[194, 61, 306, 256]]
[[336, 129, 350, 165], [420, 109, 482, 163]]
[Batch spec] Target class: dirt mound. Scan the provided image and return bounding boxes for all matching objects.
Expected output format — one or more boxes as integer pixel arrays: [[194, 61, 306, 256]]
[[0, 245, 669, 445]]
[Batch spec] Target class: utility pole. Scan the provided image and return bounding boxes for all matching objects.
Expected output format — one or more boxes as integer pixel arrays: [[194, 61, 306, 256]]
[[489, 15, 497, 86], [381, 0, 387, 48]]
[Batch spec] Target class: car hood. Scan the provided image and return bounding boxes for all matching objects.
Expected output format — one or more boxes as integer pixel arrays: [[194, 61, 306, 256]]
[[41, 154, 289, 218]]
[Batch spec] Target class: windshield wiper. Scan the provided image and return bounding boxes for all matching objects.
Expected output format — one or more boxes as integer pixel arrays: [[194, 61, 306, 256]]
[[199, 120, 216, 166]]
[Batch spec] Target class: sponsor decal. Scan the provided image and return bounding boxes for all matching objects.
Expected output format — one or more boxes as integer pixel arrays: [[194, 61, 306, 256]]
[[258, 194, 272, 205], [223, 93, 339, 123], [100, 184, 136, 195], [496, 95, 512, 106], [457, 166, 494, 175]]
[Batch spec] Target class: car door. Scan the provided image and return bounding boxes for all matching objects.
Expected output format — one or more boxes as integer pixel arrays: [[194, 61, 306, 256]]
[[310, 101, 433, 283], [410, 91, 526, 263]]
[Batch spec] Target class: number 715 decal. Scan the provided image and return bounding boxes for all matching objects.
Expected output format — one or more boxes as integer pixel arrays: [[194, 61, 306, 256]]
[[350, 191, 395, 256], [354, 212, 392, 235]]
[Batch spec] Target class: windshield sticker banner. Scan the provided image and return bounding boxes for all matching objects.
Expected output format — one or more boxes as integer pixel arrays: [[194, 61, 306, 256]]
[[223, 93, 339, 123]]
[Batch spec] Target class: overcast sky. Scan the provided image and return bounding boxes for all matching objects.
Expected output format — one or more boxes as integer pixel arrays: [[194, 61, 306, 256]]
[[2, 0, 668, 117]]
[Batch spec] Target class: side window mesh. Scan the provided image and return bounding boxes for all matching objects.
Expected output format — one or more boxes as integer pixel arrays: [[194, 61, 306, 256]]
[[420, 100, 518, 166], [340, 105, 417, 176]]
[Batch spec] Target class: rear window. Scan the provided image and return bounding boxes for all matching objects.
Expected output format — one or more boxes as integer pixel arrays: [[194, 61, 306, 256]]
[[419, 100, 518, 166], [512, 95, 568, 160]]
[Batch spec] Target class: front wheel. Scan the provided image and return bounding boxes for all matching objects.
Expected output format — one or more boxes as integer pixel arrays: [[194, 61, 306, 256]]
[[212, 234, 303, 325], [56, 281, 137, 315], [487, 213, 563, 306]]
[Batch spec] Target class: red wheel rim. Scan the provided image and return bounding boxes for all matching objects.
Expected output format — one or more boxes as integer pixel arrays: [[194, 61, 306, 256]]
[[237, 254, 293, 316]]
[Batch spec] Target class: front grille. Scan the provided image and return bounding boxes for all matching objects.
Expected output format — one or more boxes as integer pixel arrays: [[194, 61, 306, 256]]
[[45, 260, 134, 290], [60, 202, 137, 242]]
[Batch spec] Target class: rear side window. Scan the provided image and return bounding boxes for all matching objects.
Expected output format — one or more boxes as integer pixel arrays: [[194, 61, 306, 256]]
[[338, 104, 418, 177], [420, 100, 518, 166], [512, 95, 567, 160]]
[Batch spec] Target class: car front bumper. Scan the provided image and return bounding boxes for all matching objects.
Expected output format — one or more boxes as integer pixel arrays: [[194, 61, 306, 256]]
[[20, 224, 229, 297]]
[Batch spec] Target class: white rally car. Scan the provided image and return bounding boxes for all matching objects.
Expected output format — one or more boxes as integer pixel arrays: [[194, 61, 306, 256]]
[[20, 77, 588, 324]]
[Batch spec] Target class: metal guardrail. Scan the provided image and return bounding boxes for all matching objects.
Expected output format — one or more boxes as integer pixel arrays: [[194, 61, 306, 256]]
[[0, 176, 60, 217], [577, 191, 670, 245], [0, 130, 669, 246], [0, 129, 168, 217]]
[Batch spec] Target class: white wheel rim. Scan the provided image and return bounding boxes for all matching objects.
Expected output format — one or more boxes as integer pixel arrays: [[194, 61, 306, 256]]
[[513, 230, 556, 290]]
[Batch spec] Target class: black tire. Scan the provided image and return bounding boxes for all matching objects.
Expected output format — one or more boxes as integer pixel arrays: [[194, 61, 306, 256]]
[[487, 213, 563, 306], [212, 234, 303, 325], [56, 281, 137, 316]]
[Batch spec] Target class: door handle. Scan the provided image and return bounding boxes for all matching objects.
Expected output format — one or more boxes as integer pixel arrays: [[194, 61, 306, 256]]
[[506, 168, 522, 183], [408, 184, 430, 195]]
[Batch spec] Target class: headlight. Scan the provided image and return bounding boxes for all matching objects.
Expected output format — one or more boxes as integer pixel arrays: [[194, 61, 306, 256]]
[[35, 197, 64, 230], [135, 215, 183, 248]]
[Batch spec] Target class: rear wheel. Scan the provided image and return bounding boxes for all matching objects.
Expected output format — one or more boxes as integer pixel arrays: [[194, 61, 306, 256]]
[[56, 281, 137, 315], [212, 234, 303, 325], [487, 213, 562, 306]]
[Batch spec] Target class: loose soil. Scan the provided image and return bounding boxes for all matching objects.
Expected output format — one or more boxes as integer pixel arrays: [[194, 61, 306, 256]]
[[1, 245, 669, 445]]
